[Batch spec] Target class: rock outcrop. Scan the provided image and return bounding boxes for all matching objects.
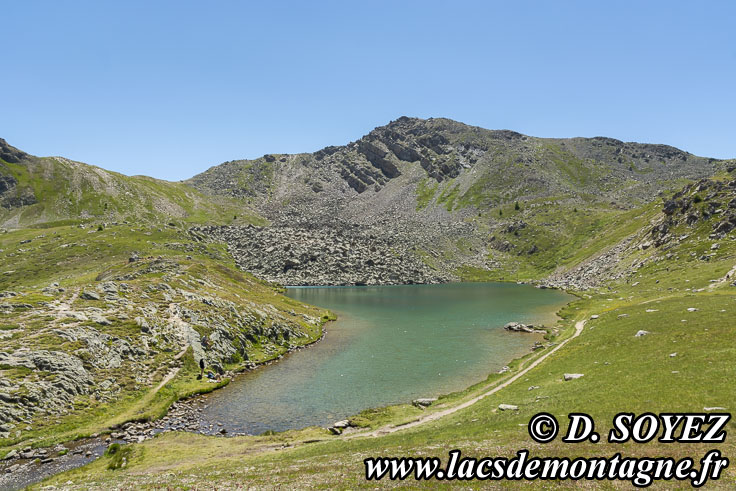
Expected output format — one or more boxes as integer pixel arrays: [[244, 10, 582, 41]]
[[0, 350, 93, 427], [0, 253, 327, 432]]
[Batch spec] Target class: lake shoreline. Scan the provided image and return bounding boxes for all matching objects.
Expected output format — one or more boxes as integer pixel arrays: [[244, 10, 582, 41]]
[[4, 282, 575, 490]]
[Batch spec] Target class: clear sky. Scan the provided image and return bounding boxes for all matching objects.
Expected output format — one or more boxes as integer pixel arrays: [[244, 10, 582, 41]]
[[3, 1, 735, 181]]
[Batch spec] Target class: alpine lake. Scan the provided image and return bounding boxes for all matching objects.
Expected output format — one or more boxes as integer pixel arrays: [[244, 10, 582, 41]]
[[197, 282, 572, 434]]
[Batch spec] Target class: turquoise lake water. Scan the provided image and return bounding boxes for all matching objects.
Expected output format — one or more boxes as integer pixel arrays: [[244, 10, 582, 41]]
[[198, 282, 571, 434]]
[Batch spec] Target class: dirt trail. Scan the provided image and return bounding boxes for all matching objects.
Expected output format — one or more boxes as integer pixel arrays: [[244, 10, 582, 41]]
[[150, 346, 189, 394], [148, 302, 204, 394], [347, 318, 588, 439]]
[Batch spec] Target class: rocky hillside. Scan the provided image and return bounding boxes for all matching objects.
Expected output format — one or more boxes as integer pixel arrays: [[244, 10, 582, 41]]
[[544, 164, 736, 290], [654, 172, 736, 244], [187, 117, 726, 285], [0, 139, 260, 229], [641, 167, 736, 269], [0, 222, 330, 446]]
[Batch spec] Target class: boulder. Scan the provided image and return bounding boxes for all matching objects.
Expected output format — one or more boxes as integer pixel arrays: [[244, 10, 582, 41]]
[[498, 404, 519, 411], [635, 330, 650, 337], [412, 398, 437, 408], [503, 322, 536, 333], [80, 290, 101, 301], [100, 282, 118, 294], [89, 313, 111, 326], [563, 373, 584, 381]]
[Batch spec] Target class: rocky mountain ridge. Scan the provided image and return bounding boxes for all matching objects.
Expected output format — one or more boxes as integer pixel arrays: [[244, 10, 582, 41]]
[[190, 117, 719, 207], [186, 117, 727, 286]]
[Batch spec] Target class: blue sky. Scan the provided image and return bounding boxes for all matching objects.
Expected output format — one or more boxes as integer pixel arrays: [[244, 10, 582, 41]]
[[3, 1, 735, 181]]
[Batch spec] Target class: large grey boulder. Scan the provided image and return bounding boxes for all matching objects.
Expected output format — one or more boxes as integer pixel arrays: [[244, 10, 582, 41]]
[[504, 322, 541, 333], [80, 290, 101, 301], [412, 398, 438, 408]]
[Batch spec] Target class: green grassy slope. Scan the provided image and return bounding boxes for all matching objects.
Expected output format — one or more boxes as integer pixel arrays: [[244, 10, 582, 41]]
[[0, 139, 331, 457], [0, 141, 262, 228], [456, 199, 661, 282]]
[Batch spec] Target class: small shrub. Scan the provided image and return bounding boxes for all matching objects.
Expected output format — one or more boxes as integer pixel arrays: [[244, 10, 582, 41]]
[[105, 444, 132, 470], [104, 443, 121, 456]]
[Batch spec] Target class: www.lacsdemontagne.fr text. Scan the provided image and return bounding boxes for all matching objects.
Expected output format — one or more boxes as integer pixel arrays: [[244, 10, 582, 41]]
[[364, 449, 728, 487]]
